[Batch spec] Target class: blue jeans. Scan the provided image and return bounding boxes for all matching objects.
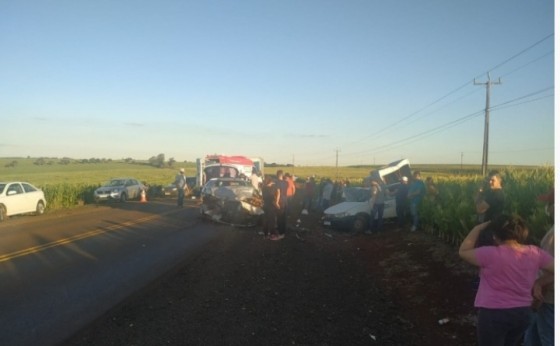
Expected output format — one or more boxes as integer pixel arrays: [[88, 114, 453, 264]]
[[370, 203, 384, 232], [410, 202, 419, 229], [396, 202, 407, 227], [177, 188, 185, 206], [524, 303, 554, 346]]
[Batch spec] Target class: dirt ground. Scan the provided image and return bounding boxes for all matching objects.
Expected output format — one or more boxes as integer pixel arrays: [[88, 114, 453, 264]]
[[63, 205, 479, 346]]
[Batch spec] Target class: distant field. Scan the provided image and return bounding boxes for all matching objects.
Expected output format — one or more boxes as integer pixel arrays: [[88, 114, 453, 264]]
[[0, 157, 540, 186], [0, 158, 197, 186], [0, 157, 553, 243]]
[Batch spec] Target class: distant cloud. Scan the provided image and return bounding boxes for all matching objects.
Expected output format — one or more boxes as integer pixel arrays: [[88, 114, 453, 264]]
[[32, 116, 49, 121]]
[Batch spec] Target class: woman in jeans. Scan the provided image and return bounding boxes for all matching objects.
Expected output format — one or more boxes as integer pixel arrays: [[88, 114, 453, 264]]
[[459, 215, 554, 345]]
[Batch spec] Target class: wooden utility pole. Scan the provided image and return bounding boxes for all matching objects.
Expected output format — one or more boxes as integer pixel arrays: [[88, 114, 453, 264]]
[[474, 74, 501, 176], [335, 149, 340, 180]]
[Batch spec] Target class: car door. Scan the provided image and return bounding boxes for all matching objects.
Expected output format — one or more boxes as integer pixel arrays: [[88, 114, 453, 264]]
[[126, 179, 139, 199], [5, 183, 27, 215], [21, 183, 41, 212]]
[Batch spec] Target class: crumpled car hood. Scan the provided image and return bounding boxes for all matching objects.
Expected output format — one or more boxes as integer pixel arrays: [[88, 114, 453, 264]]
[[210, 186, 255, 200], [201, 186, 263, 226]]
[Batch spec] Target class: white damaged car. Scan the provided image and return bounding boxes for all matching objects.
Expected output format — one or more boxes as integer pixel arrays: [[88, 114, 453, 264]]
[[322, 159, 411, 233], [199, 177, 263, 226]]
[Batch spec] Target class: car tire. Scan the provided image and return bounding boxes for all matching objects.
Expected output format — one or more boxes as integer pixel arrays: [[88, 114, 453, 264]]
[[35, 201, 45, 216], [352, 215, 369, 234], [0, 205, 6, 222], [120, 193, 127, 203]]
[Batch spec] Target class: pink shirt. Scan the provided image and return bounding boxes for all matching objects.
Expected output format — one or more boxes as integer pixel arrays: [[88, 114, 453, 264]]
[[474, 245, 553, 308]]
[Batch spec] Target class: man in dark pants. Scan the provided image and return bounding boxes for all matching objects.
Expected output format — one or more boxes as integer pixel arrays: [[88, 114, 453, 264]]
[[274, 170, 288, 240], [393, 176, 409, 230], [174, 168, 187, 207]]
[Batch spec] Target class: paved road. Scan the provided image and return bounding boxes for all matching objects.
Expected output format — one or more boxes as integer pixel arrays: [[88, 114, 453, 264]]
[[0, 198, 220, 346]]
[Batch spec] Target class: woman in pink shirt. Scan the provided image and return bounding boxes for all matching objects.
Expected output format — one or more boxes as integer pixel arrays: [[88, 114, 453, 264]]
[[459, 215, 554, 346]]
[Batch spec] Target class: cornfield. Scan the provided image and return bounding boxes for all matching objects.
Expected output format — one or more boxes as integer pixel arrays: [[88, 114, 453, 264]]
[[419, 166, 554, 246], [1, 158, 553, 245]]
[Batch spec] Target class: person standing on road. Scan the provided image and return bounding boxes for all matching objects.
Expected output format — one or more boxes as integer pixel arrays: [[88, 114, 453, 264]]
[[368, 178, 386, 234], [261, 176, 280, 239], [302, 176, 316, 214], [392, 176, 409, 230], [407, 171, 426, 232], [459, 215, 554, 346], [250, 167, 262, 191], [174, 168, 187, 207], [275, 170, 288, 239], [321, 179, 334, 211]]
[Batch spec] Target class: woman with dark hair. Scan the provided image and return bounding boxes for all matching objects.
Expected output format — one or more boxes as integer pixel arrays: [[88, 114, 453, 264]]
[[459, 215, 554, 346]]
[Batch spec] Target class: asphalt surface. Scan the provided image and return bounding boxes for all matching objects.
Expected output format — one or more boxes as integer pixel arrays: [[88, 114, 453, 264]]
[[0, 198, 217, 346]]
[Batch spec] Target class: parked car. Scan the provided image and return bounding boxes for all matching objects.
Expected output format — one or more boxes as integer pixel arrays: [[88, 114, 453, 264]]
[[0, 182, 47, 221], [161, 177, 196, 197], [323, 159, 411, 233], [94, 178, 146, 203], [199, 177, 263, 226]]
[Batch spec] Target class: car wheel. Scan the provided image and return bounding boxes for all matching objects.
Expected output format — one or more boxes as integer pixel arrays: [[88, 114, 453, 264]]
[[352, 215, 369, 234], [120, 193, 127, 203], [0, 205, 6, 222], [35, 201, 45, 215]]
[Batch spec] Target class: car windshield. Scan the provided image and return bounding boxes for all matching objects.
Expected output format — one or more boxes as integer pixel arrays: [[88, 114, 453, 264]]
[[342, 187, 371, 202], [107, 179, 126, 186], [218, 180, 249, 187]]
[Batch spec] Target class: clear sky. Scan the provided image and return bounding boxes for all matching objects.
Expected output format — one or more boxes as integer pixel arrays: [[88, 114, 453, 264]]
[[0, 1, 555, 166]]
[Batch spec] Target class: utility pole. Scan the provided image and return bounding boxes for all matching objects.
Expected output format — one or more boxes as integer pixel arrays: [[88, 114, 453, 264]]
[[474, 73, 501, 176], [335, 149, 340, 180]]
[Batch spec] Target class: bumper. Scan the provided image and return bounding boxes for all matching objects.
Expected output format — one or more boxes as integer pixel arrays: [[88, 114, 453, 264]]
[[322, 215, 360, 230], [94, 192, 121, 202]]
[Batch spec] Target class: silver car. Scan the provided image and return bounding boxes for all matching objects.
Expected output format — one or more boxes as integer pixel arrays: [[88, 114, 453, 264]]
[[0, 182, 47, 221], [94, 178, 145, 203]]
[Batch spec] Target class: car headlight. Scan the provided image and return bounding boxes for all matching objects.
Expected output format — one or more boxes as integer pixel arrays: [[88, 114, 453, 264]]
[[333, 212, 348, 218]]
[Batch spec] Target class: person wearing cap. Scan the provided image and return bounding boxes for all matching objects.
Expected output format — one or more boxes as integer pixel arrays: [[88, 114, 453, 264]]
[[174, 168, 187, 207], [525, 188, 554, 346]]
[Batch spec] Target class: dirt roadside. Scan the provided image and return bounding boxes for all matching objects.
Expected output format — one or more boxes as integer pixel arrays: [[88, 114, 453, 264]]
[[62, 206, 479, 346]]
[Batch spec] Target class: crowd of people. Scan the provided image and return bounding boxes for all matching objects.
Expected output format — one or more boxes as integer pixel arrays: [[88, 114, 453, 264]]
[[176, 165, 555, 345], [459, 171, 555, 346], [260, 168, 555, 345]]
